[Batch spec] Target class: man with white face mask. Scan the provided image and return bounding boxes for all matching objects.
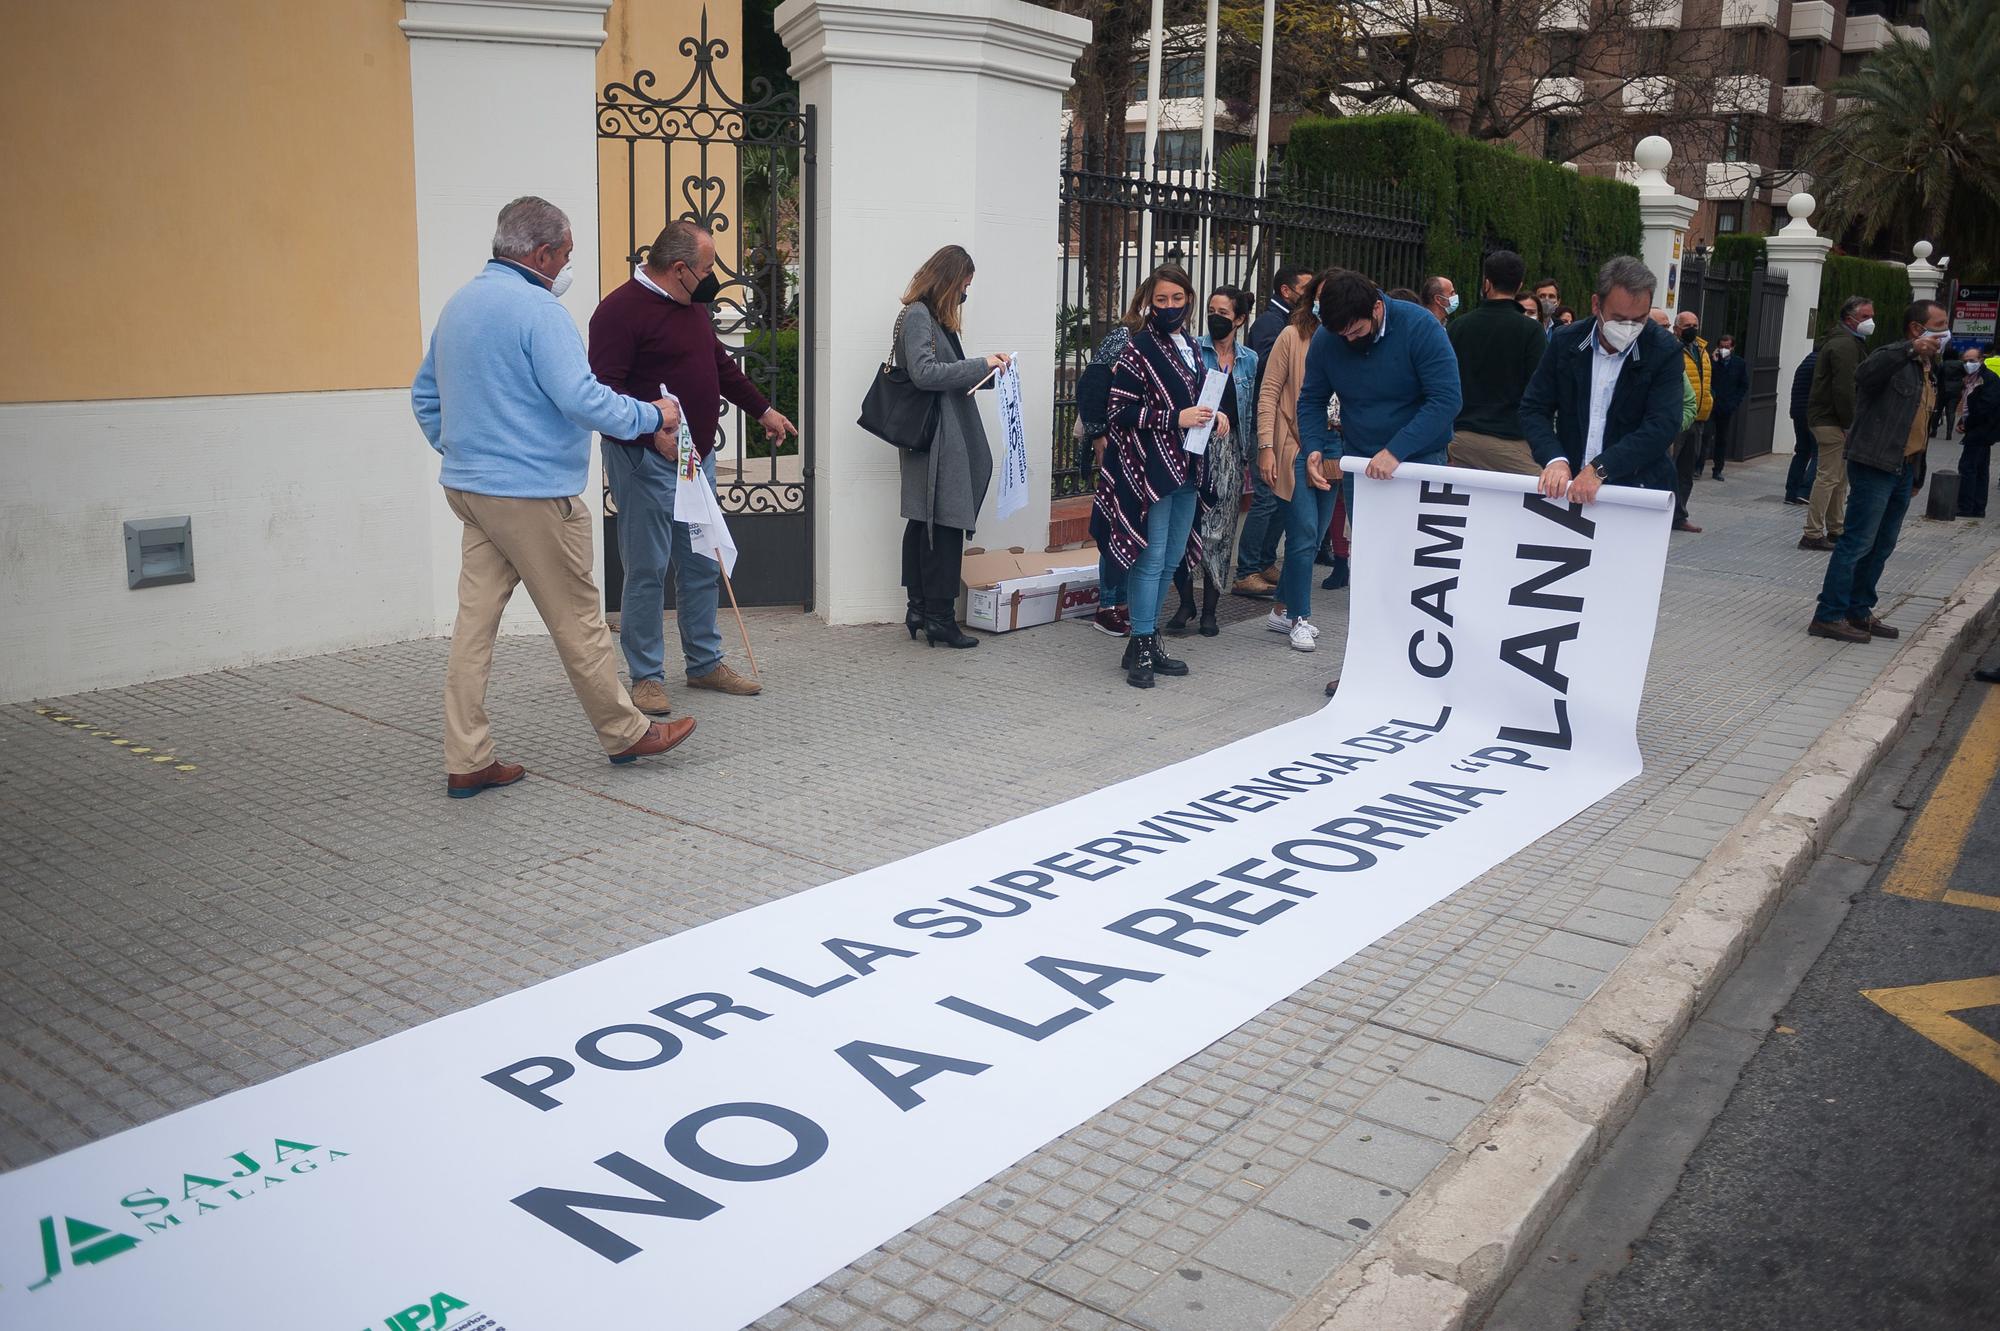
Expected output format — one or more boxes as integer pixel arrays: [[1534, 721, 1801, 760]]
[[1519, 255, 1685, 504], [1801, 295, 1877, 550], [413, 196, 695, 798]]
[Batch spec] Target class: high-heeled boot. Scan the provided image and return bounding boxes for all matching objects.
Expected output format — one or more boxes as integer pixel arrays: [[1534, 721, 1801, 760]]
[[1198, 582, 1221, 636], [905, 594, 924, 640], [1165, 568, 1196, 636], [922, 599, 977, 649]]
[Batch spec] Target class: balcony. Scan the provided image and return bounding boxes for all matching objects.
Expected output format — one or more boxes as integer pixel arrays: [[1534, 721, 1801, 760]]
[[1721, 0, 1780, 27], [1539, 0, 1588, 29], [1893, 22, 1929, 45], [1706, 161, 1759, 200], [1842, 13, 1893, 50], [1711, 74, 1772, 115], [1788, 0, 1835, 41], [1770, 171, 1814, 207], [1630, 0, 1683, 27], [1532, 77, 1585, 111], [1780, 84, 1824, 121], [1622, 76, 1676, 115]]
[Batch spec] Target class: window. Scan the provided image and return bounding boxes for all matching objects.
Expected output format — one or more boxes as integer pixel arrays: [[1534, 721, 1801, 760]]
[[1127, 55, 1204, 103], [1543, 115, 1577, 163], [1715, 203, 1743, 234], [1786, 40, 1821, 86], [1838, 51, 1868, 77], [1157, 129, 1202, 170], [1722, 116, 1746, 163], [1777, 123, 1814, 168], [1726, 29, 1766, 74], [1545, 31, 1583, 77], [1633, 30, 1672, 73]]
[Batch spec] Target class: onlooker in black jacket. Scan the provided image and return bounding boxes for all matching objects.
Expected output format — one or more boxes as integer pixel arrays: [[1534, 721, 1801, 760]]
[[1446, 249, 1547, 476], [1706, 333, 1749, 479], [1958, 350, 1998, 519], [1784, 349, 1818, 503]]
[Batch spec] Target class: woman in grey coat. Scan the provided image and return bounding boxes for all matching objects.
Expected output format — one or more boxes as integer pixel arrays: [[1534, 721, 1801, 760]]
[[897, 245, 1012, 648]]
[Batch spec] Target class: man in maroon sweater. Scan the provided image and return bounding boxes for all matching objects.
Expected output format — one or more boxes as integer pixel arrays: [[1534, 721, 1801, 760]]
[[591, 220, 796, 709]]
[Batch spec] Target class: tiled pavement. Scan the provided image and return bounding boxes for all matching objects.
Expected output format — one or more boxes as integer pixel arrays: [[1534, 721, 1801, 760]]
[[3, 450, 1996, 1330]]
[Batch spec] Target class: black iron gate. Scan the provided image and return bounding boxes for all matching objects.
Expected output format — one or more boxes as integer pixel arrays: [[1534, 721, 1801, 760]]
[[1679, 252, 1786, 460], [598, 10, 814, 608], [1052, 133, 1428, 498]]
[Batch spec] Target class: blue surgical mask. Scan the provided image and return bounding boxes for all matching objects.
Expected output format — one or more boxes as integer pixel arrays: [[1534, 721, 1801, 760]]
[[1444, 293, 1460, 315]]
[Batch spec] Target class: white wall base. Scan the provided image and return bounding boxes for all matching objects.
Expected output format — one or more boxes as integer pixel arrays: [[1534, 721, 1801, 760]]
[[0, 391, 441, 702]]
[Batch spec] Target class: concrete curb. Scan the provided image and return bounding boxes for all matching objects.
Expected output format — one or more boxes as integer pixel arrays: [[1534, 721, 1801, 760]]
[[1280, 546, 2000, 1331]]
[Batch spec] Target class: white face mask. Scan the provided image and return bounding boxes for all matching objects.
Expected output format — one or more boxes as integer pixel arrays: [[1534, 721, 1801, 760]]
[[1598, 318, 1644, 352], [549, 262, 575, 298], [1919, 328, 1951, 344], [1715, 347, 1731, 359], [1854, 317, 1876, 337]]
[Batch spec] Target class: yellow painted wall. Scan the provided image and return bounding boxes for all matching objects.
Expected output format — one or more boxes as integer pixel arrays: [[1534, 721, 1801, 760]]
[[596, 0, 744, 295], [0, 1, 419, 403]]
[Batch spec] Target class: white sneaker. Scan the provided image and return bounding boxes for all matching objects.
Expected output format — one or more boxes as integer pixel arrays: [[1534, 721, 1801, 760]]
[[1265, 609, 1293, 634], [1288, 618, 1318, 652]]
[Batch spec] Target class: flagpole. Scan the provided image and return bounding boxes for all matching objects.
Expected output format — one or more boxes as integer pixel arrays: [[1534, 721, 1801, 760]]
[[715, 554, 761, 680], [1250, 0, 1275, 283], [1138, 0, 1164, 273], [1198, 0, 1218, 289]]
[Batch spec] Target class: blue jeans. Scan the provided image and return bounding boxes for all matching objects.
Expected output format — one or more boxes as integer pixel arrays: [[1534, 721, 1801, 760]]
[[1128, 483, 1199, 635], [1784, 419, 1817, 501], [1235, 464, 1284, 578], [1280, 453, 1340, 621], [602, 443, 725, 681], [1098, 548, 1128, 608], [1815, 459, 1915, 624]]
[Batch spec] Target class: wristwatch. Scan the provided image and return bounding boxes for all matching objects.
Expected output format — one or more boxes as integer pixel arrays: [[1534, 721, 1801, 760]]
[[1590, 460, 1609, 480]]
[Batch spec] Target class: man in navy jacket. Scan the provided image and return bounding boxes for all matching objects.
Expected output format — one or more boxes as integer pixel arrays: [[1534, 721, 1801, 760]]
[[1519, 256, 1684, 505]]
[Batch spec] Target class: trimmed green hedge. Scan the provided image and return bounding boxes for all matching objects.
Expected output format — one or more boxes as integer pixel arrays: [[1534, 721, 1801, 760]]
[[1282, 114, 1641, 312], [1819, 255, 1912, 353]]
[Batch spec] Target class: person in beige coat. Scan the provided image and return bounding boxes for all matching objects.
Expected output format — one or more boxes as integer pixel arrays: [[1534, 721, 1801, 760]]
[[1253, 272, 1346, 632]]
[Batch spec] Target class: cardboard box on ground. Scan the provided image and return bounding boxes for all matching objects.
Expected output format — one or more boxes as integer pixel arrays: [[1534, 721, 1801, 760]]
[[961, 546, 1100, 633]]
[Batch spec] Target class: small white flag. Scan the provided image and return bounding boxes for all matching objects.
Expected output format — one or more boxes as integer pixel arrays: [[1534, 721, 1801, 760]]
[[663, 386, 739, 576]]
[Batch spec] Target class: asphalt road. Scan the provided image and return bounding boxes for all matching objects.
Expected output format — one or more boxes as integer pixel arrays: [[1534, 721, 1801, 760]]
[[1488, 630, 2000, 1331]]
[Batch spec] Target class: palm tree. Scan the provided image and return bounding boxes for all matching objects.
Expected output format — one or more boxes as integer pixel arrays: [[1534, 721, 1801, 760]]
[[1805, 0, 2000, 273]]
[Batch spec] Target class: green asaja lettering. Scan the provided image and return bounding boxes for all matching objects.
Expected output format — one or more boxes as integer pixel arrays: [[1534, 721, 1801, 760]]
[[378, 1292, 469, 1331], [27, 1216, 141, 1290]]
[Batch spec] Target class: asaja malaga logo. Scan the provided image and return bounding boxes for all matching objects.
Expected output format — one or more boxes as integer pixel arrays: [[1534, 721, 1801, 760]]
[[15, 1136, 348, 1292], [360, 1290, 470, 1331]]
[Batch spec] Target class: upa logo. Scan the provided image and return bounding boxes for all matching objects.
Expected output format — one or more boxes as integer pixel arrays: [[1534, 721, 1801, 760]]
[[19, 1137, 347, 1292], [362, 1291, 469, 1331]]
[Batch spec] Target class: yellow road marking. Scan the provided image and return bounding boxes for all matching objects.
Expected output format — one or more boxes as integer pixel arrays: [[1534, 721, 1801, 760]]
[[1881, 685, 2000, 909], [1862, 976, 2000, 1086], [27, 706, 196, 774]]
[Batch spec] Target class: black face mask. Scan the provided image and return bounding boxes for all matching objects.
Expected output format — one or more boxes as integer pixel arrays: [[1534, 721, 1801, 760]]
[[1207, 312, 1235, 342], [1679, 327, 1698, 344], [1148, 305, 1188, 336], [685, 269, 722, 304]]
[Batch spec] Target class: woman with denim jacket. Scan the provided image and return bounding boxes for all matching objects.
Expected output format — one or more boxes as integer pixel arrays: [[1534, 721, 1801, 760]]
[[1166, 286, 1259, 637]]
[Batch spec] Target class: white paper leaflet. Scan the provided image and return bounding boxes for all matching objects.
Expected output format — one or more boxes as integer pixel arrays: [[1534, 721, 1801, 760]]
[[994, 357, 1029, 521]]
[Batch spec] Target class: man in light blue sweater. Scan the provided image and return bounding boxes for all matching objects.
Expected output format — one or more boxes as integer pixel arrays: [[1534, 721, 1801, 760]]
[[412, 196, 696, 797]]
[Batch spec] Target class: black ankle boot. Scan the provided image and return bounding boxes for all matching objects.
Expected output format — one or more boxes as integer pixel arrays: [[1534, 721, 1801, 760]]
[[922, 600, 977, 649], [1149, 634, 1189, 676], [1321, 555, 1349, 591], [1199, 584, 1220, 636], [1126, 633, 1156, 688], [1166, 599, 1195, 635]]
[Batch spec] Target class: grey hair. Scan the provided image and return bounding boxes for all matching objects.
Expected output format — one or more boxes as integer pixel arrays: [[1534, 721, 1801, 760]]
[[1839, 294, 1874, 321], [492, 196, 569, 260], [646, 219, 711, 273], [1596, 255, 1657, 303]]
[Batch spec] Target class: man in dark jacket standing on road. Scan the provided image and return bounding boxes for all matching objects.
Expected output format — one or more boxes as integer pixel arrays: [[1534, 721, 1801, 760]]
[[1707, 333, 1749, 479], [1802, 296, 1875, 549], [1808, 300, 1950, 643]]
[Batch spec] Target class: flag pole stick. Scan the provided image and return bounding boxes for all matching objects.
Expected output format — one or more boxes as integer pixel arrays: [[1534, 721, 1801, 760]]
[[715, 552, 761, 679]]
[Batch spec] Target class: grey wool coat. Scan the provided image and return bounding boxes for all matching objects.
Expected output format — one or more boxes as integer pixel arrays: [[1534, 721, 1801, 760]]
[[897, 300, 994, 534]]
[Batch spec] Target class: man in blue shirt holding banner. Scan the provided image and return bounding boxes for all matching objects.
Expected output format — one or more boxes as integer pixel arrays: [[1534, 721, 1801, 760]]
[[412, 196, 697, 799]]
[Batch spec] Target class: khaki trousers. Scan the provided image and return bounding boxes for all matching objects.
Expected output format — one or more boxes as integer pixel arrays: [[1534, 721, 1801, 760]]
[[1448, 429, 1541, 476], [443, 488, 650, 774], [1805, 425, 1849, 540]]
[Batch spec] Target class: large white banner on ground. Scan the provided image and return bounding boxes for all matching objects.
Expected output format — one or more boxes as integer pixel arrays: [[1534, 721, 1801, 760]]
[[0, 463, 1671, 1331]]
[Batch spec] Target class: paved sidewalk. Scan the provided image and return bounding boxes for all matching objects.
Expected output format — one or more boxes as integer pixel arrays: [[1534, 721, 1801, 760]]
[[2, 453, 1996, 1330]]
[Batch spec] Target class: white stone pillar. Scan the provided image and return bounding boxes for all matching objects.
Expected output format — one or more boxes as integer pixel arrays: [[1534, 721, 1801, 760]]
[[403, 0, 613, 633], [1763, 194, 1833, 457], [1631, 136, 1699, 314], [1907, 240, 1944, 304], [776, 0, 1093, 625]]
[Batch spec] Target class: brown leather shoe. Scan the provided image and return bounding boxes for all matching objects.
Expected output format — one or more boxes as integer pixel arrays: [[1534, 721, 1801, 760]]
[[1808, 618, 1869, 643], [1672, 520, 1703, 533], [1230, 573, 1275, 599], [629, 678, 672, 716], [446, 760, 525, 799], [1849, 615, 1900, 639], [1798, 535, 1836, 551], [610, 717, 696, 764], [1324, 678, 1340, 698], [686, 663, 762, 695], [1259, 563, 1281, 583]]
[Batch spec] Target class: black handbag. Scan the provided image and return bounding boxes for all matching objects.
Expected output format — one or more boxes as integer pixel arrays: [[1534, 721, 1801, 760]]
[[858, 305, 940, 452]]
